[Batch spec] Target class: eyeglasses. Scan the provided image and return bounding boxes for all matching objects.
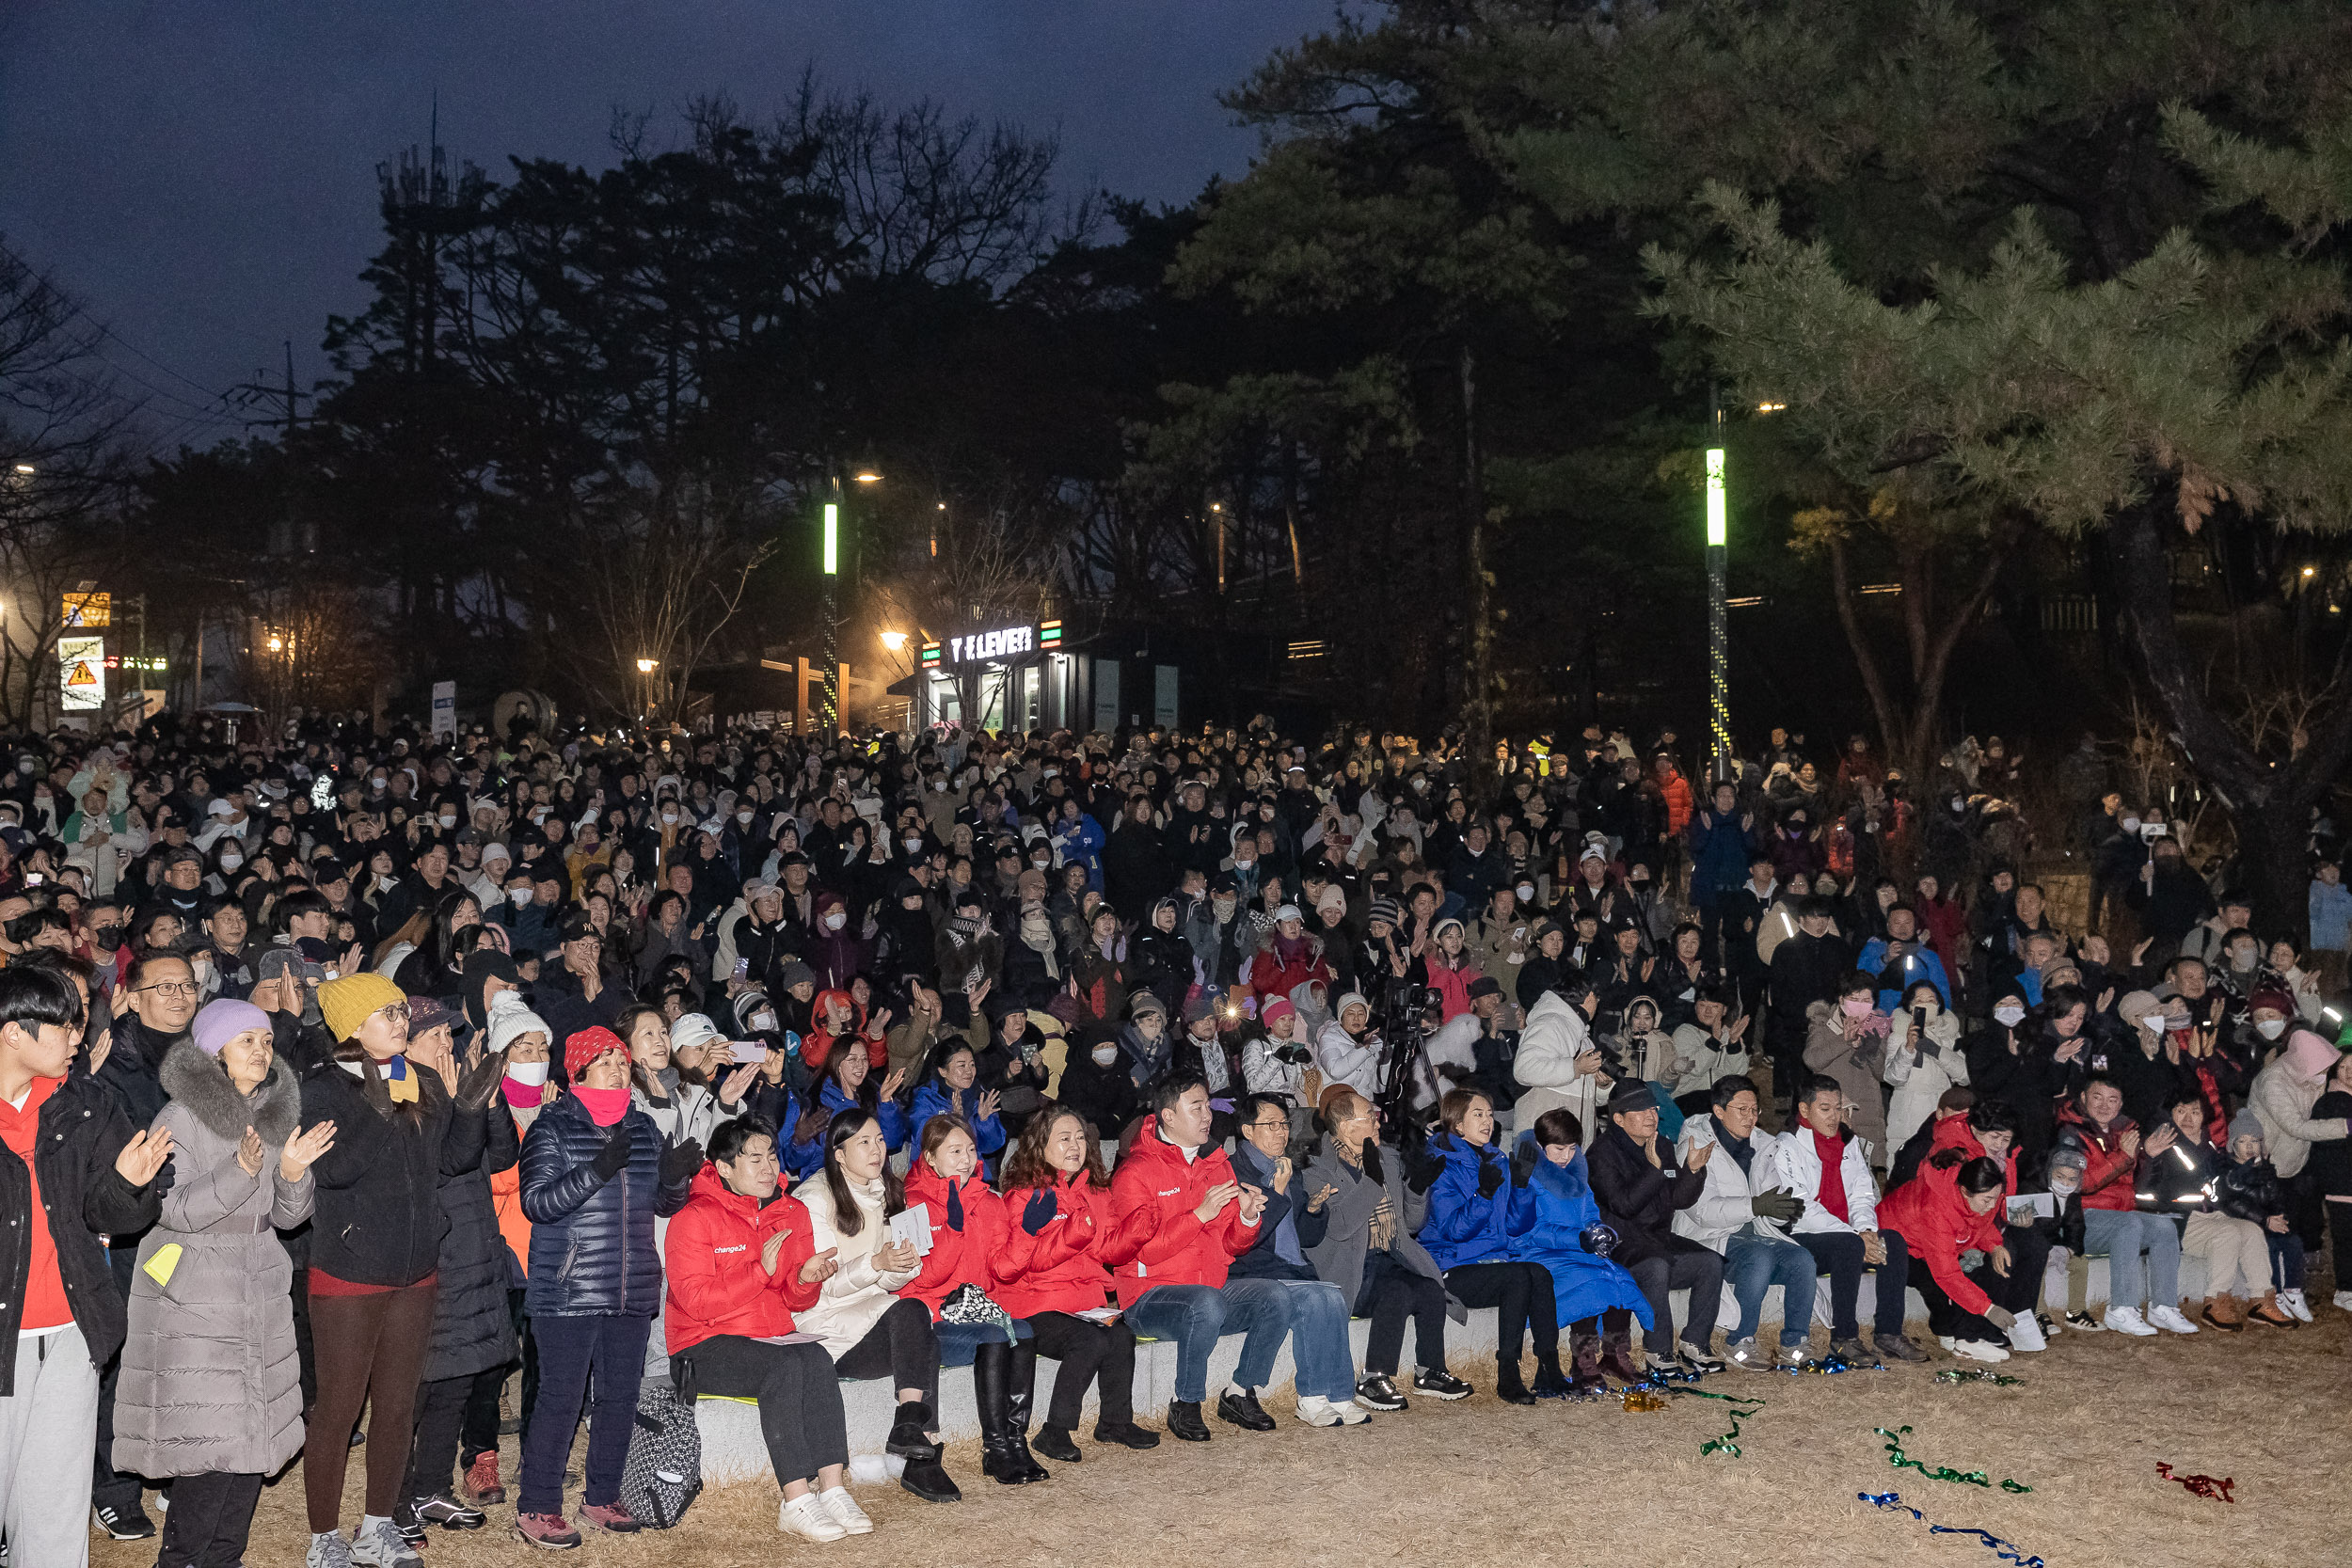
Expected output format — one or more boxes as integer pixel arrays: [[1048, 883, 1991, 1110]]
[[135, 981, 199, 999], [1247, 1118, 1290, 1133], [374, 1003, 411, 1024]]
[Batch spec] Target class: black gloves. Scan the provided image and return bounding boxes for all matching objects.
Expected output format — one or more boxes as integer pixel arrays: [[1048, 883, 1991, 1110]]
[[1022, 1188, 1057, 1235], [659, 1137, 704, 1187], [1399, 1122, 1445, 1196], [591, 1121, 633, 1180], [1475, 1157, 1504, 1199], [946, 1180, 967, 1233], [1510, 1141, 1539, 1189], [1751, 1187, 1804, 1225], [454, 1050, 506, 1112]]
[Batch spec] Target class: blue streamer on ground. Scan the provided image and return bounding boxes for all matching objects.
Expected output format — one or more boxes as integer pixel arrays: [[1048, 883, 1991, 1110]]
[[1859, 1490, 2048, 1567]]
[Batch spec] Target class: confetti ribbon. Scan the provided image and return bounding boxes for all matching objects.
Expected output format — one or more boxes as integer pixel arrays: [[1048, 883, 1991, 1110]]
[[2156, 1462, 2236, 1503], [1858, 1490, 2048, 1567], [1664, 1386, 1768, 1456], [1789, 1353, 1883, 1375], [1875, 1425, 2032, 1492], [1619, 1386, 1670, 1412], [1935, 1368, 2026, 1387]]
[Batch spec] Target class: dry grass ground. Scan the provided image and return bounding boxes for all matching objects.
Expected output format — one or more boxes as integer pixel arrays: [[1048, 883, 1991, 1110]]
[[91, 1314, 2341, 1568]]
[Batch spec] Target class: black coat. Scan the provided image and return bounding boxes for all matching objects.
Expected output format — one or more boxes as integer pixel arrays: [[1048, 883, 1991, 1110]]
[[518, 1091, 691, 1319], [1767, 932, 1853, 1051], [95, 1013, 181, 1142], [1584, 1122, 1708, 1266], [421, 1101, 521, 1382], [1, 1071, 161, 1394], [299, 1060, 480, 1287]]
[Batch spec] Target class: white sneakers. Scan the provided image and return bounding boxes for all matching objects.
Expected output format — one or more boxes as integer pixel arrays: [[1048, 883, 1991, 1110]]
[[2103, 1307, 2159, 1336], [819, 1487, 873, 1535], [2146, 1304, 2201, 1335], [1295, 1395, 1371, 1427], [780, 1492, 847, 1543], [2278, 1289, 2313, 1323], [1950, 1339, 2010, 1363], [2333, 1290, 2352, 1312], [2005, 1313, 2046, 1353]]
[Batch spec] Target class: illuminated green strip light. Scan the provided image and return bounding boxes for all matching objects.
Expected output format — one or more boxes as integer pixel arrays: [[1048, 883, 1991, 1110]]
[[919, 642, 942, 668], [1040, 619, 1061, 648], [1706, 449, 1726, 546], [823, 502, 839, 575]]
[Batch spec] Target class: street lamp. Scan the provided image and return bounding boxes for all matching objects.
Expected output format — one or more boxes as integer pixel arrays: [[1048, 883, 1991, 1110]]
[[1706, 389, 1730, 783], [879, 630, 908, 653], [636, 657, 657, 673]]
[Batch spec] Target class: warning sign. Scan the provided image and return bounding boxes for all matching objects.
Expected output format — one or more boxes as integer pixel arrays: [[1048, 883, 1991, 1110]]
[[59, 634, 104, 712], [62, 593, 109, 628]]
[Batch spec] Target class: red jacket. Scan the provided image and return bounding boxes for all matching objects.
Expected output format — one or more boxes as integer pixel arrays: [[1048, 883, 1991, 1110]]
[[993, 1167, 1155, 1318], [661, 1165, 821, 1354], [1655, 771, 1694, 836], [1106, 1127, 1261, 1307], [1878, 1170, 2001, 1318], [1919, 1116, 2019, 1199], [896, 1161, 1008, 1320], [2057, 1103, 2140, 1212], [801, 988, 887, 1073]]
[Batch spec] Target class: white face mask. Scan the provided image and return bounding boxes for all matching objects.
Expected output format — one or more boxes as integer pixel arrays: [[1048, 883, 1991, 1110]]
[[2140, 1012, 2169, 1033], [1993, 1005, 2025, 1026], [662, 810, 677, 824], [824, 911, 847, 930], [1517, 883, 1535, 901], [438, 814, 456, 828], [904, 837, 923, 854], [220, 853, 243, 871], [2257, 1017, 2287, 1039], [1091, 1042, 1119, 1067], [509, 886, 532, 906], [752, 1011, 777, 1032], [2120, 816, 2140, 833], [504, 1058, 550, 1086], [737, 810, 754, 825]]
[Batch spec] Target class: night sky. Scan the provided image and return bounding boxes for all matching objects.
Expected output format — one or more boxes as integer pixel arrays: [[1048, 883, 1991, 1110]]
[[0, 0, 1338, 450]]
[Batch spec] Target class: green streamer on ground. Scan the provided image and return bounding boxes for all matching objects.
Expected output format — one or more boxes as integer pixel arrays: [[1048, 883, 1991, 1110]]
[[1934, 1368, 2026, 1387], [1666, 1386, 1767, 1457], [1875, 1425, 2032, 1493]]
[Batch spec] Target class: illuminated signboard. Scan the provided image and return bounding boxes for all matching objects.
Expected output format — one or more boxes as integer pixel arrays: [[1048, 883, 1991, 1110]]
[[934, 621, 1061, 666]]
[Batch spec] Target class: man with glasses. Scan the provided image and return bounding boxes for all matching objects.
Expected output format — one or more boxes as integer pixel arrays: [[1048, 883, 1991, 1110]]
[[537, 913, 620, 1044]]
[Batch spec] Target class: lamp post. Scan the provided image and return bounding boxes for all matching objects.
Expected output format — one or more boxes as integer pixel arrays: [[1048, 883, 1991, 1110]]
[[635, 657, 658, 728], [1706, 388, 1730, 784], [820, 470, 881, 737]]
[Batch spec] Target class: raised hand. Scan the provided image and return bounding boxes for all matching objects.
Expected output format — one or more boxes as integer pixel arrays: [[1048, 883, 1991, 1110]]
[[799, 1245, 841, 1284], [879, 1068, 907, 1101], [761, 1227, 791, 1277], [1193, 1180, 1241, 1222], [718, 1062, 759, 1105], [236, 1124, 264, 1178], [1021, 1187, 1058, 1235], [280, 1120, 336, 1180], [977, 1089, 1001, 1122], [1686, 1139, 1715, 1172], [115, 1127, 174, 1186]]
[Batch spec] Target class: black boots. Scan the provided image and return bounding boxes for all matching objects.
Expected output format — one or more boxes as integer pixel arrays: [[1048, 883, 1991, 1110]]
[[1165, 1400, 1212, 1441], [887, 1400, 961, 1503], [1493, 1356, 1538, 1405], [977, 1340, 1049, 1485]]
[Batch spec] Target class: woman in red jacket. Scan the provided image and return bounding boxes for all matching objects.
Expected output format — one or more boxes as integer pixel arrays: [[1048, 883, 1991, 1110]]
[[1878, 1156, 2016, 1364], [660, 1116, 869, 1544], [897, 1116, 1046, 1486], [993, 1105, 1162, 1462]]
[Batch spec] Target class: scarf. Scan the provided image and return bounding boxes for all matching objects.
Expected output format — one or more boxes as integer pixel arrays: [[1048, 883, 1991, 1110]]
[[1340, 1145, 1396, 1251], [1019, 908, 1060, 979], [1233, 1144, 1303, 1264], [574, 1085, 630, 1126], [1710, 1116, 1756, 1176]]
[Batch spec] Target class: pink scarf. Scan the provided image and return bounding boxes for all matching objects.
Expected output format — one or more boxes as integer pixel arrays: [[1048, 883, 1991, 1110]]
[[573, 1085, 630, 1127]]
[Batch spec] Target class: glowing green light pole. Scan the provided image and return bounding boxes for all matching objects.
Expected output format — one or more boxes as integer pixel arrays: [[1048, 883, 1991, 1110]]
[[822, 479, 841, 735], [1706, 389, 1730, 784]]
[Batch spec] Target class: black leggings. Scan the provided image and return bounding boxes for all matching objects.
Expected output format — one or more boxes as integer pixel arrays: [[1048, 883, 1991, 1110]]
[[1023, 1311, 1137, 1428], [834, 1296, 942, 1406], [406, 1364, 506, 1501], [678, 1336, 849, 1485], [1443, 1261, 1559, 1373], [1356, 1251, 1449, 1376], [155, 1470, 262, 1568], [1907, 1255, 2006, 1342]]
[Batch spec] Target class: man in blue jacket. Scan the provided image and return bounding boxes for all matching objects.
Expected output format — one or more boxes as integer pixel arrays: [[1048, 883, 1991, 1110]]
[[1859, 905, 1951, 1013]]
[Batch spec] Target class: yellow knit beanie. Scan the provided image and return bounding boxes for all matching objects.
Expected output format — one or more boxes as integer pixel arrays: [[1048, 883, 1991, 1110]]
[[319, 972, 406, 1043]]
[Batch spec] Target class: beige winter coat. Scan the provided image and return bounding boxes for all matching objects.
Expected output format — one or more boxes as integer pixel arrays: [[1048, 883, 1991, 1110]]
[[791, 1169, 920, 1358]]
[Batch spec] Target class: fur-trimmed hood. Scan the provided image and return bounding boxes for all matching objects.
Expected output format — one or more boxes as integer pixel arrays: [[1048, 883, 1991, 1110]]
[[159, 1037, 301, 1145]]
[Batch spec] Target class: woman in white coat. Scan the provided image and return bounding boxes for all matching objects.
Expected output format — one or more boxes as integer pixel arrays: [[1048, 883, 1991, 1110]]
[[1513, 979, 1608, 1148], [1883, 978, 1965, 1166]]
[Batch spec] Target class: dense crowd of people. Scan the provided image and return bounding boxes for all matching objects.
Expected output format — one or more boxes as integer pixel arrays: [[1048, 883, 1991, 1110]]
[[0, 713, 2345, 1565]]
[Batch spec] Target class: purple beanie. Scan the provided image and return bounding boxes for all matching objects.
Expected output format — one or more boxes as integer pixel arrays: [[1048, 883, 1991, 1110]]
[[192, 999, 271, 1057]]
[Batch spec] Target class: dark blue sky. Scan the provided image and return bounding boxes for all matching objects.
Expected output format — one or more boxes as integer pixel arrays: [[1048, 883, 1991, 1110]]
[[0, 1, 1339, 449]]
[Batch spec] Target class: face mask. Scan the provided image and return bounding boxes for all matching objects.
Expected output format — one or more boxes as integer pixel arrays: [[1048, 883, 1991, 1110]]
[[824, 911, 847, 930], [2120, 816, 2140, 833], [904, 837, 923, 854], [1993, 1005, 2025, 1027], [662, 811, 677, 824], [737, 810, 754, 826], [438, 814, 456, 828], [509, 886, 532, 906], [1840, 997, 1872, 1018], [2140, 1012, 2169, 1033], [1091, 1042, 1119, 1067], [752, 1011, 778, 1032], [2257, 1017, 2287, 1039], [933, 781, 947, 792], [1517, 883, 1535, 901], [220, 853, 242, 871], [504, 1058, 550, 1086], [91, 927, 124, 952]]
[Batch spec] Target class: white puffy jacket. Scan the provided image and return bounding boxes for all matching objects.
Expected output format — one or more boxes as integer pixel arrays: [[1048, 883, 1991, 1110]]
[[1513, 991, 1604, 1147]]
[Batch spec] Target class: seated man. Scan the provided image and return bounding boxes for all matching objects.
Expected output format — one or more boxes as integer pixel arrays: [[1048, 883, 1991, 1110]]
[[1226, 1094, 1381, 1422], [1673, 1077, 1815, 1370], [1759, 1073, 1926, 1363], [1109, 1076, 1360, 1438], [1583, 1081, 1726, 1374]]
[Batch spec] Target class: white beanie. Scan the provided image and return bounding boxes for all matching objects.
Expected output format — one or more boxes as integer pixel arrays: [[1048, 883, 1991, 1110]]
[[485, 990, 552, 1055]]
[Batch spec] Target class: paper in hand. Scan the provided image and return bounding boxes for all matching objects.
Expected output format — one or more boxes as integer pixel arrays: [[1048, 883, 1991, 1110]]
[[2007, 1192, 2057, 1224], [888, 1206, 935, 1257]]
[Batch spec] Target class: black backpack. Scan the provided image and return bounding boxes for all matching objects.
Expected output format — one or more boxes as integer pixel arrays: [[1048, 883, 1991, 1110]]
[[618, 1375, 704, 1529]]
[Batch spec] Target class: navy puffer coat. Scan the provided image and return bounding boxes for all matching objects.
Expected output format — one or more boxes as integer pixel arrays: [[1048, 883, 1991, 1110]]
[[518, 1093, 690, 1319]]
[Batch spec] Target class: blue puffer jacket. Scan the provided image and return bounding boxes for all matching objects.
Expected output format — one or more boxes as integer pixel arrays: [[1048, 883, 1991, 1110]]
[[909, 1083, 1006, 1158], [518, 1093, 691, 1319], [779, 1083, 911, 1180], [1506, 1132, 1654, 1329], [1417, 1132, 1532, 1271]]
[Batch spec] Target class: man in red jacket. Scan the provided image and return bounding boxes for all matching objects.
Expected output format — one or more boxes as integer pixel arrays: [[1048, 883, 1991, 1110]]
[[1111, 1074, 1298, 1442]]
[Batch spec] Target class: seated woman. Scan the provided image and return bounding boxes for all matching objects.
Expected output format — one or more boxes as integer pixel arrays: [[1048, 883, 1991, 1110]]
[[895, 1114, 1045, 1485], [993, 1105, 1161, 1459], [662, 1117, 872, 1544], [907, 1043, 1007, 1165], [1416, 1089, 1565, 1403], [1877, 1155, 2017, 1363], [784, 1042, 909, 1180], [1298, 1089, 1473, 1411], [2056, 1076, 2198, 1336], [1511, 1106, 1654, 1394], [792, 1111, 959, 1503]]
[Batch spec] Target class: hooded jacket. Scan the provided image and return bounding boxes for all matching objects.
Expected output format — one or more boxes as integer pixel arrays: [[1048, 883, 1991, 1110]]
[[1105, 1126, 1261, 1305], [1416, 1132, 1530, 1271], [1505, 1134, 1653, 1329], [1512, 991, 1604, 1147], [660, 1164, 821, 1354], [2053, 1101, 2140, 1213], [801, 988, 886, 1074], [993, 1167, 1152, 1319], [1877, 1171, 2001, 1317]]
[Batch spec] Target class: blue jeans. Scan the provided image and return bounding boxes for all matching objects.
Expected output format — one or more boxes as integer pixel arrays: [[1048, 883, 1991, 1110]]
[[1229, 1276, 1355, 1402], [1127, 1276, 1338, 1404], [1724, 1229, 1818, 1347], [2083, 1208, 2180, 1309], [936, 1317, 1034, 1368]]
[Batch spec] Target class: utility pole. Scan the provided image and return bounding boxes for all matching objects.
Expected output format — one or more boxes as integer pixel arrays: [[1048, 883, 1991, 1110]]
[[1706, 386, 1731, 784], [822, 478, 841, 736]]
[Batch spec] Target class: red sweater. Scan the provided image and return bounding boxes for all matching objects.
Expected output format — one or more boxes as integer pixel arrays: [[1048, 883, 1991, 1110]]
[[661, 1166, 822, 1354], [993, 1168, 1155, 1318]]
